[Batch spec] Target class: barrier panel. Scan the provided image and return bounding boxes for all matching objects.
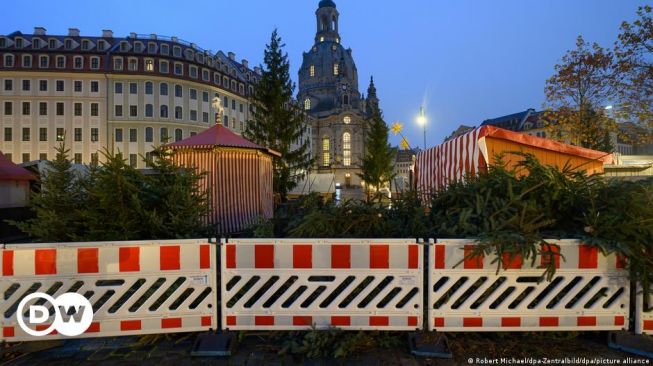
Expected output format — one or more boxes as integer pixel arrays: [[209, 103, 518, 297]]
[[427, 239, 629, 332], [1, 239, 217, 342], [221, 239, 423, 330], [635, 286, 653, 335]]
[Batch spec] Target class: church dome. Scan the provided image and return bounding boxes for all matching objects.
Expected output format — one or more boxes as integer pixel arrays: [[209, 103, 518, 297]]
[[319, 0, 336, 8]]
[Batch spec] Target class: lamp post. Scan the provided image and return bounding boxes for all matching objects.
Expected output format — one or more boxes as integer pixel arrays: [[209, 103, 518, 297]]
[[417, 106, 427, 150]]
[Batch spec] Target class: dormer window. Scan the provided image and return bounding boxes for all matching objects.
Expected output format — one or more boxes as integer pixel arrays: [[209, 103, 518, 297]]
[[33, 39, 41, 48], [81, 40, 89, 50], [134, 42, 143, 53], [49, 39, 56, 49], [0, 38, 5, 48], [65, 39, 72, 49], [184, 49, 194, 59], [173, 46, 181, 57], [197, 54, 204, 63], [15, 38, 23, 48], [160, 44, 169, 55], [148, 42, 156, 53], [98, 40, 106, 51], [120, 41, 129, 52]]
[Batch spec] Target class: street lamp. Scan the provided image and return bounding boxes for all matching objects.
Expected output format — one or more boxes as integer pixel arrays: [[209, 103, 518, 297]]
[[417, 106, 427, 150]]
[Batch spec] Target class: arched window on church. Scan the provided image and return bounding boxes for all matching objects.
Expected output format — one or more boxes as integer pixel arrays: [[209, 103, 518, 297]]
[[304, 98, 311, 110], [322, 137, 330, 167], [343, 133, 351, 167], [343, 95, 349, 105], [310, 65, 315, 77], [333, 63, 339, 76]]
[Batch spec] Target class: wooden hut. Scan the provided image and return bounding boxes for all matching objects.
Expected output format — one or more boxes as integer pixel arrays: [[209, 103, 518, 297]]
[[166, 125, 280, 234], [415, 126, 613, 194], [0, 151, 36, 208]]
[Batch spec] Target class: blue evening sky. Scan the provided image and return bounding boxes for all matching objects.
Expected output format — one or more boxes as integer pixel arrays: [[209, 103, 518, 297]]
[[1, 0, 645, 148]]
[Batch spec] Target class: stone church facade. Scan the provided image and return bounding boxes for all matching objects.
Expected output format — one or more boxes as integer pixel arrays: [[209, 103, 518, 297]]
[[297, 0, 378, 188]]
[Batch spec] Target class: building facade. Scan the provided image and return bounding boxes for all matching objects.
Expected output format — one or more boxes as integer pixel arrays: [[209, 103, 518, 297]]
[[297, 0, 378, 188], [0, 28, 259, 168]]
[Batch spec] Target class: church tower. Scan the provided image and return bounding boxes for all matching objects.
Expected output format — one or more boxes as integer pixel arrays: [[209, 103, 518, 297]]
[[298, 0, 378, 190]]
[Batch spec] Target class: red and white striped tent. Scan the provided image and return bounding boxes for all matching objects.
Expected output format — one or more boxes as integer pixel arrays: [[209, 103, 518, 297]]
[[166, 125, 280, 234], [415, 126, 613, 197]]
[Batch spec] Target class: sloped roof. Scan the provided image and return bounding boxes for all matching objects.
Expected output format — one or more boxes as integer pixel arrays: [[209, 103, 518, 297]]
[[166, 124, 281, 157], [0, 151, 36, 181]]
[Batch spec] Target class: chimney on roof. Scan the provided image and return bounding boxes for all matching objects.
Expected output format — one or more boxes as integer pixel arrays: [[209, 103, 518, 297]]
[[171, 36, 178, 43], [190, 43, 197, 49], [254, 66, 262, 75], [68, 28, 80, 37], [228, 52, 235, 61], [241, 59, 248, 68], [149, 33, 157, 39], [33, 27, 46, 36], [129, 32, 137, 39], [102, 29, 113, 38]]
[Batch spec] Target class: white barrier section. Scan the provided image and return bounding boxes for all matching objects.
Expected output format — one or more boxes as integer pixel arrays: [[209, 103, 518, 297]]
[[427, 239, 629, 332], [0, 239, 217, 342], [221, 239, 422, 330], [636, 287, 653, 335]]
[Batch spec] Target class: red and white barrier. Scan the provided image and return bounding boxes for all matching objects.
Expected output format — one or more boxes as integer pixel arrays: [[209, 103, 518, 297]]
[[221, 239, 423, 331], [1, 240, 217, 342], [635, 287, 653, 335], [427, 239, 629, 332]]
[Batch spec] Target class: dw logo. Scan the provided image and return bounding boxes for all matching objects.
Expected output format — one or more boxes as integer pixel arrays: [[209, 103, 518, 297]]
[[16, 292, 94, 337]]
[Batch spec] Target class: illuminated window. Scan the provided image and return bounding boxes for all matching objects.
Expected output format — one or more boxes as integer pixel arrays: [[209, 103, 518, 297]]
[[322, 137, 330, 166], [145, 59, 154, 71], [309, 65, 315, 77], [333, 63, 339, 76], [343, 132, 351, 166], [320, 36, 325, 42], [304, 98, 311, 110], [344, 116, 351, 124]]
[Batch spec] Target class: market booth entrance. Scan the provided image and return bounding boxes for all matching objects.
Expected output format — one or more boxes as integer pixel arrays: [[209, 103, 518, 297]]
[[166, 125, 280, 234]]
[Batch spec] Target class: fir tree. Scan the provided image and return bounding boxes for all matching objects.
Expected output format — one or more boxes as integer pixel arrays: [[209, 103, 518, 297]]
[[358, 99, 396, 201], [10, 142, 84, 242], [244, 29, 313, 202]]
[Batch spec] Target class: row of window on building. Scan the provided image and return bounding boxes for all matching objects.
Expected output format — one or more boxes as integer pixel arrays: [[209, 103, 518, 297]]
[[308, 63, 340, 77], [4, 150, 145, 167], [3, 101, 100, 116], [3, 126, 98, 142], [3, 78, 99, 93], [321, 132, 351, 167]]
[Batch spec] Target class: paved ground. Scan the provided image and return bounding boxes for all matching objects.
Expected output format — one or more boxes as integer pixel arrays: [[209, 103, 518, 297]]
[[0, 332, 649, 366]]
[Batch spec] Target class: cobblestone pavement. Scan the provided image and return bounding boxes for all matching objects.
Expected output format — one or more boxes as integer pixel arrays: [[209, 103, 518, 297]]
[[0, 332, 644, 366]]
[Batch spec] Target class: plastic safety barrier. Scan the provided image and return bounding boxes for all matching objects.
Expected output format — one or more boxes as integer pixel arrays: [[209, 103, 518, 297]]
[[1, 240, 217, 342], [221, 239, 423, 330], [427, 239, 629, 332], [635, 286, 653, 335]]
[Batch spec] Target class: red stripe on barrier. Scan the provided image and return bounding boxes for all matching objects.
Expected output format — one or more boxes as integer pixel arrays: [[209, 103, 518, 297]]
[[434, 245, 445, 269], [643, 320, 653, 330], [577, 316, 596, 326], [616, 255, 627, 270], [293, 316, 312, 326], [293, 245, 312, 269], [226, 245, 236, 269], [120, 320, 141, 331], [85, 322, 100, 333], [539, 317, 559, 327], [201, 316, 212, 327], [331, 316, 350, 326], [578, 245, 598, 269], [369, 316, 389, 326], [2, 327, 14, 337], [501, 253, 522, 269], [255, 316, 274, 326], [35, 324, 57, 335], [463, 245, 483, 269], [161, 318, 182, 329], [541, 243, 560, 269], [35, 249, 56, 275], [331, 245, 351, 269], [408, 245, 418, 269], [77, 248, 98, 274], [501, 317, 521, 327], [2, 250, 13, 276], [199, 245, 210, 269], [226, 316, 237, 326], [370, 245, 389, 269], [407, 316, 418, 327], [160, 246, 181, 271], [119, 247, 140, 272], [463, 317, 482, 327], [255, 245, 274, 269], [434, 317, 444, 327], [614, 316, 625, 326]]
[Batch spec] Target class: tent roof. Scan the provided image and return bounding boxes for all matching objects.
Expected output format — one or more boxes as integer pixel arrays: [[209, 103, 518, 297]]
[[478, 126, 613, 163], [166, 124, 281, 157], [0, 151, 37, 181]]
